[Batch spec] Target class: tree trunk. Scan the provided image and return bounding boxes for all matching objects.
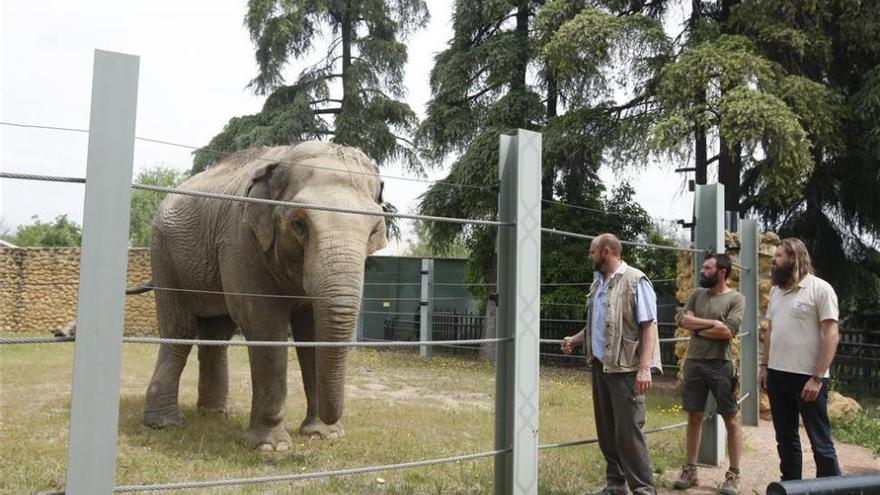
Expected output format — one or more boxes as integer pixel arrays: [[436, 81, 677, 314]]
[[718, 135, 742, 214], [543, 68, 558, 200], [482, 1, 531, 361], [340, 1, 353, 108], [694, 125, 708, 185], [691, 0, 708, 185]]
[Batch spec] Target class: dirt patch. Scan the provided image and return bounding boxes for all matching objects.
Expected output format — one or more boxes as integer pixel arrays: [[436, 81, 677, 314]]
[[346, 381, 492, 411], [658, 419, 879, 494]]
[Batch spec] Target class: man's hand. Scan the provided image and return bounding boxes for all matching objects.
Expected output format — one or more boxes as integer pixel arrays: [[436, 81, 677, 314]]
[[760, 366, 768, 391], [561, 336, 574, 355], [636, 367, 652, 395], [801, 378, 822, 402]]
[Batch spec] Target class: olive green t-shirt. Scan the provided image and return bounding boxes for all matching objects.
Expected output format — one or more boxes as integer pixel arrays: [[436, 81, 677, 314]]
[[681, 288, 745, 361]]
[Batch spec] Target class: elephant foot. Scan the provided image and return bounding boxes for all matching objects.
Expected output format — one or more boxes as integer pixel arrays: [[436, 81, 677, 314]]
[[143, 408, 185, 429], [299, 417, 345, 439], [246, 424, 292, 452]]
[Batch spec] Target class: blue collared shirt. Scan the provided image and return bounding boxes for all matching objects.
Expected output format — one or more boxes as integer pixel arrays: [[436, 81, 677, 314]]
[[590, 262, 657, 361]]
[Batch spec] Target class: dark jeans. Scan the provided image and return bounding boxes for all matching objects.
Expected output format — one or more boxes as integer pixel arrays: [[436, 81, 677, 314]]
[[591, 359, 656, 495], [767, 369, 841, 480]]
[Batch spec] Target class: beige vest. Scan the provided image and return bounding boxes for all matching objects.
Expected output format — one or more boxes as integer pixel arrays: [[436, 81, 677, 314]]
[[584, 263, 663, 373]]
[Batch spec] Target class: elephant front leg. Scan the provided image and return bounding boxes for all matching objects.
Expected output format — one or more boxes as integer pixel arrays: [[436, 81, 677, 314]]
[[292, 316, 344, 439], [143, 343, 192, 428], [246, 346, 292, 451]]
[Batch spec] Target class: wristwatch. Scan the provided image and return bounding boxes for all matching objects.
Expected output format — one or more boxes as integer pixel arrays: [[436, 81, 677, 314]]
[[810, 375, 823, 385]]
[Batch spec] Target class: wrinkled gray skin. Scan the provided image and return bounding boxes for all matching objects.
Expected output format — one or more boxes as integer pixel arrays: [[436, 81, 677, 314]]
[[143, 142, 386, 451]]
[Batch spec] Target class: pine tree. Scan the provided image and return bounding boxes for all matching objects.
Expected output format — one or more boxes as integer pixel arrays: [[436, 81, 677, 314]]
[[726, 0, 880, 315], [192, 0, 429, 174], [417, 1, 679, 356]]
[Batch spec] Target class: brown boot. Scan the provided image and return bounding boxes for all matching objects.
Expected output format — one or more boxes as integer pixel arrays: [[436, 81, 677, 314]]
[[672, 464, 698, 490], [718, 469, 740, 495]]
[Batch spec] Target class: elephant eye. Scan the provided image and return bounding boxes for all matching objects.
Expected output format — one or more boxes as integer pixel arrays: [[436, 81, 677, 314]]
[[291, 217, 308, 236]]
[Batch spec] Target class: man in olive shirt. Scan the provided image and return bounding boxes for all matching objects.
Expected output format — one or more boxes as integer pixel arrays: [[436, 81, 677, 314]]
[[673, 254, 745, 495]]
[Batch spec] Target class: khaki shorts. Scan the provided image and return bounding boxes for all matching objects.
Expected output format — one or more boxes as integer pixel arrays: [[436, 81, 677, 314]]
[[682, 358, 739, 416]]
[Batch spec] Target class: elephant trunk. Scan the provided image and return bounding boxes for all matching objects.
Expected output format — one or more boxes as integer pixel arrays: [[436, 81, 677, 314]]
[[310, 256, 365, 425]]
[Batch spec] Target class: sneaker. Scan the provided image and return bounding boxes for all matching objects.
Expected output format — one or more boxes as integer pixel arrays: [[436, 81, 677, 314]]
[[672, 464, 698, 490], [594, 485, 627, 495], [718, 469, 740, 495], [593, 487, 627, 495]]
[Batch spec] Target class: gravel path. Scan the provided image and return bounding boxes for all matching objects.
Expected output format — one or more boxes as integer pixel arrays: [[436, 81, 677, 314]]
[[658, 419, 879, 494]]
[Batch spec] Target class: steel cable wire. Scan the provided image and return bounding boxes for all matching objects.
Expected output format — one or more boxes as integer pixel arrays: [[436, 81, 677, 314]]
[[0, 172, 511, 227], [0, 121, 493, 192]]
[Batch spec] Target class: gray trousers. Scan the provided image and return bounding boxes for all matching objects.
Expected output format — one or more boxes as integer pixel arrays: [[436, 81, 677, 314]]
[[591, 359, 656, 494]]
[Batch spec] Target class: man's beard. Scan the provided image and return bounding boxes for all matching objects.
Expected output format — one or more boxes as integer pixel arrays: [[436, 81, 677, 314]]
[[771, 263, 794, 288], [699, 273, 719, 288], [593, 255, 605, 272]]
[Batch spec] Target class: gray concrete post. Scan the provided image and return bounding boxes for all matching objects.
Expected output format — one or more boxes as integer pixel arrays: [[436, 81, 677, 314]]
[[494, 130, 541, 495], [694, 184, 726, 466], [65, 50, 139, 495], [420, 258, 434, 358], [740, 219, 760, 426]]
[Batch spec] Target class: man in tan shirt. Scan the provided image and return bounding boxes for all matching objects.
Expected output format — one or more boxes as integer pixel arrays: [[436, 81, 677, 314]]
[[762, 238, 840, 480]]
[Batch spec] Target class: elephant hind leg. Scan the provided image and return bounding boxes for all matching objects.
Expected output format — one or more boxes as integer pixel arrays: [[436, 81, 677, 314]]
[[196, 315, 236, 414], [144, 291, 196, 429]]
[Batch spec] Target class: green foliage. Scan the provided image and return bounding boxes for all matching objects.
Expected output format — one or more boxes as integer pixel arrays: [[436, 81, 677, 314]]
[[194, 0, 429, 174], [722, 0, 880, 313], [129, 167, 187, 247], [541, 6, 669, 96], [13, 215, 81, 247], [717, 86, 812, 208], [404, 222, 469, 258], [418, 1, 678, 313], [831, 412, 880, 456], [540, 184, 677, 319]]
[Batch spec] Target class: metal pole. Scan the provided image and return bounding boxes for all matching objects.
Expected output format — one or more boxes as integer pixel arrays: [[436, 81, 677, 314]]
[[739, 219, 760, 426], [694, 184, 726, 466], [354, 310, 364, 342], [420, 258, 434, 358], [494, 129, 541, 495], [65, 50, 139, 495], [766, 473, 880, 494]]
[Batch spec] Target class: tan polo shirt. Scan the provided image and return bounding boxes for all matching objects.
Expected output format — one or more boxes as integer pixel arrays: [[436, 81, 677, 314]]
[[765, 274, 838, 377]]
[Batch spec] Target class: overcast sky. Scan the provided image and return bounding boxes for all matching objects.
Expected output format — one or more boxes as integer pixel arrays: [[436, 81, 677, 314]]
[[1, 1, 695, 254]]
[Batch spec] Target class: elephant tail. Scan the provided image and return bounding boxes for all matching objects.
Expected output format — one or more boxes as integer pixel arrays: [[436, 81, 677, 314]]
[[52, 282, 154, 338], [126, 281, 154, 295]]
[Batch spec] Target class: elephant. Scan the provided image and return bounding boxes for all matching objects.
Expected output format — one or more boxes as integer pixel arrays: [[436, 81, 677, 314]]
[[141, 142, 387, 451]]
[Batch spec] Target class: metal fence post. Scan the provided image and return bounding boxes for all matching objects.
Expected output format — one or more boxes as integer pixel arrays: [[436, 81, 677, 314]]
[[354, 310, 364, 342], [65, 50, 139, 495], [495, 129, 541, 495], [420, 258, 434, 358], [740, 219, 760, 426], [694, 183, 726, 466]]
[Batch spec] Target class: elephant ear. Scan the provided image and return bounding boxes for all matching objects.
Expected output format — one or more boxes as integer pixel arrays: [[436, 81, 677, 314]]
[[245, 161, 282, 252]]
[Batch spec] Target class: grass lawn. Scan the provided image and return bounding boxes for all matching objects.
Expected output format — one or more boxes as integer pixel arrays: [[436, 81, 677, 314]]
[[1, 334, 686, 494]]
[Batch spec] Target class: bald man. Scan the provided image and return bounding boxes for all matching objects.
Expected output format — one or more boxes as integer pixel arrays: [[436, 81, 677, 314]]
[[562, 233, 662, 495]]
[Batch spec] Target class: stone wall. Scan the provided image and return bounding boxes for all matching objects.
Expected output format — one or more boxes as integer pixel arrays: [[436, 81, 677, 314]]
[[0, 248, 157, 335]]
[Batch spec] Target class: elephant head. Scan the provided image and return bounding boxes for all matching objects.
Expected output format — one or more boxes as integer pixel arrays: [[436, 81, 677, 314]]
[[242, 142, 386, 425]]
